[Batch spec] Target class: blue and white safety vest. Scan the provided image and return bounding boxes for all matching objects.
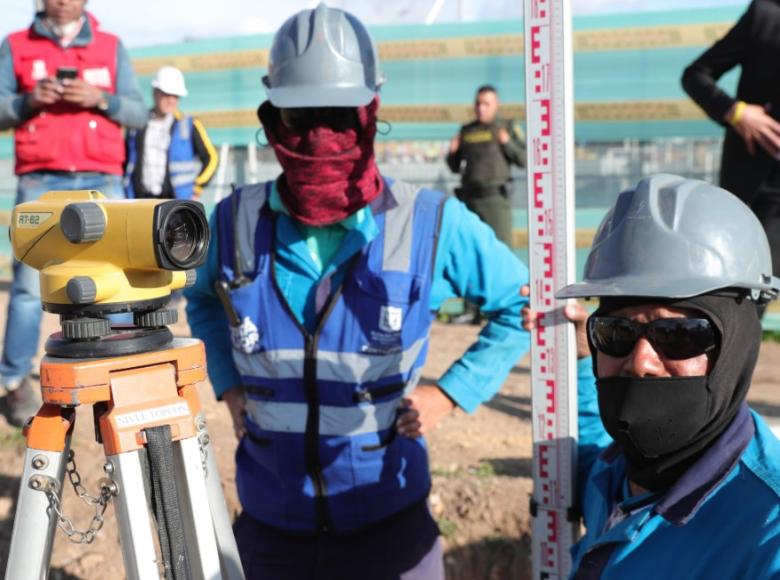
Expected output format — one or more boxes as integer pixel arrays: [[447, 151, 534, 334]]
[[125, 114, 200, 199], [215, 179, 445, 532]]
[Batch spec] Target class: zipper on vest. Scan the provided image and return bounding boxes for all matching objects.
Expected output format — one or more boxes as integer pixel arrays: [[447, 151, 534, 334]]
[[303, 334, 330, 533], [269, 222, 365, 533]]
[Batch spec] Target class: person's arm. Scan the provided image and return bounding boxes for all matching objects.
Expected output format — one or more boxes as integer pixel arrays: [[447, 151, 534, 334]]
[[184, 210, 242, 399], [681, 1, 755, 126], [445, 130, 463, 174], [0, 38, 30, 130], [500, 121, 526, 168], [103, 40, 147, 129], [191, 117, 219, 198], [431, 198, 531, 412], [575, 356, 612, 491]]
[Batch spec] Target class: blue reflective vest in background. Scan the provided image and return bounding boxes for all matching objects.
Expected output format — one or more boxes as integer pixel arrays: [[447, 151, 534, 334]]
[[215, 179, 444, 532], [125, 114, 200, 199]]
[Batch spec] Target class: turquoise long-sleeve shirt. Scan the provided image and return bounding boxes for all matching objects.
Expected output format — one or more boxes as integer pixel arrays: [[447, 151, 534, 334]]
[[573, 356, 780, 578], [185, 181, 531, 413]]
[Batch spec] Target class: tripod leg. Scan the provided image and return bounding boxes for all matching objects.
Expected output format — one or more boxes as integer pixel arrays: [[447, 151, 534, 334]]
[[173, 436, 222, 580], [5, 447, 69, 580], [111, 450, 162, 580], [197, 417, 245, 580], [5, 406, 73, 580]]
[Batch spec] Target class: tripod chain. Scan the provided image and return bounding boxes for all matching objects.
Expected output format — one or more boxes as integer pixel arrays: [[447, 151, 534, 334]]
[[196, 416, 210, 477], [45, 450, 118, 544]]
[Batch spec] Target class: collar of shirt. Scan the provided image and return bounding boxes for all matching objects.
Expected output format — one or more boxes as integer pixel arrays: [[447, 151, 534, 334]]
[[268, 179, 380, 276], [653, 402, 754, 525], [596, 402, 754, 528], [34, 13, 92, 48]]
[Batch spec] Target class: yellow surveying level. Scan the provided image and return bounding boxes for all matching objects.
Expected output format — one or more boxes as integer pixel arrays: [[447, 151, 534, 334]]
[[4, 190, 243, 579], [11, 189, 209, 312]]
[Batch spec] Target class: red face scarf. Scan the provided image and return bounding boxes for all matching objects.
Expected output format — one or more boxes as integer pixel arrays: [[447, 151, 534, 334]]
[[257, 98, 382, 226]]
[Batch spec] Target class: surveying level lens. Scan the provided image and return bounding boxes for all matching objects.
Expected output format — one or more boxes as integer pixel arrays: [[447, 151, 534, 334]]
[[155, 201, 209, 270], [166, 209, 200, 264]]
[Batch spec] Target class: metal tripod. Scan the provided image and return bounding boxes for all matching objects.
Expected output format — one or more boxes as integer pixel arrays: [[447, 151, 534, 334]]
[[4, 338, 244, 580]]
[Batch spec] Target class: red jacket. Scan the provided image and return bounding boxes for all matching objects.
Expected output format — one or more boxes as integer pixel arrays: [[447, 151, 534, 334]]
[[8, 13, 123, 175]]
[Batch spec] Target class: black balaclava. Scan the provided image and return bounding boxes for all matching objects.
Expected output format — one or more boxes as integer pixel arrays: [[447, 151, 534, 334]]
[[592, 293, 760, 491]]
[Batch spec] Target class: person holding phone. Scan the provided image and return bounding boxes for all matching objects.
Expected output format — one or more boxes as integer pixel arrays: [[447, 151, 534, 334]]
[[0, 0, 147, 427]]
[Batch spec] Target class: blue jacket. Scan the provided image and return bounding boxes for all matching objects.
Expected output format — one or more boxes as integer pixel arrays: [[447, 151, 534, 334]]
[[186, 176, 531, 532], [573, 359, 780, 579]]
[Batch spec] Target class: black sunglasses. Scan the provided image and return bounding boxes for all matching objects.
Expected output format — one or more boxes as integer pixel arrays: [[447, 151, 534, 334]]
[[587, 316, 717, 360], [280, 107, 358, 131]]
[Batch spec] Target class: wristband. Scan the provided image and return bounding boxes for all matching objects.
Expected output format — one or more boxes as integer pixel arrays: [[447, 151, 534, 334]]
[[729, 101, 746, 127]]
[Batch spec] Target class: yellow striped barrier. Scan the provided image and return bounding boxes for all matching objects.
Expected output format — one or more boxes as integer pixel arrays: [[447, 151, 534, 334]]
[[129, 21, 732, 75]]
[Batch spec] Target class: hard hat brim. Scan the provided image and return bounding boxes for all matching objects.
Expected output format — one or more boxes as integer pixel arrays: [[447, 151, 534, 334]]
[[556, 276, 780, 300], [151, 80, 188, 98], [265, 85, 376, 108]]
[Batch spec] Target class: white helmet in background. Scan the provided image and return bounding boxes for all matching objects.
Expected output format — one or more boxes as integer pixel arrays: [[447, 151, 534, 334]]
[[151, 66, 188, 98]]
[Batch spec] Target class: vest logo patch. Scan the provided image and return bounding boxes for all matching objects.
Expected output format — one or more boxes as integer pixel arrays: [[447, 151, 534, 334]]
[[83, 67, 111, 88], [463, 130, 494, 144], [379, 305, 403, 333], [31, 60, 48, 81], [232, 316, 261, 354]]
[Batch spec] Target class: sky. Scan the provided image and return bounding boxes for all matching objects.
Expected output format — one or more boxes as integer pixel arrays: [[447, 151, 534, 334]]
[[2, 0, 750, 48]]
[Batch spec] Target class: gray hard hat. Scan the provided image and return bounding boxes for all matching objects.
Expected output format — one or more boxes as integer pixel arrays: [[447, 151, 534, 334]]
[[262, 3, 384, 108], [557, 174, 780, 302]]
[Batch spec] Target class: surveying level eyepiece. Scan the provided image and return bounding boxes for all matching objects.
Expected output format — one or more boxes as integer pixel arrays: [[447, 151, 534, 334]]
[[11, 190, 210, 316]]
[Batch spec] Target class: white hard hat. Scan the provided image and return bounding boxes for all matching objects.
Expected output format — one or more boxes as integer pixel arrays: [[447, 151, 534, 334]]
[[151, 66, 188, 97]]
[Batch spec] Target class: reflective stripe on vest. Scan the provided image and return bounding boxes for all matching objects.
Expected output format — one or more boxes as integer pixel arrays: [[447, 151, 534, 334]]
[[245, 369, 421, 435], [232, 336, 426, 383], [247, 400, 398, 435], [167, 116, 197, 198]]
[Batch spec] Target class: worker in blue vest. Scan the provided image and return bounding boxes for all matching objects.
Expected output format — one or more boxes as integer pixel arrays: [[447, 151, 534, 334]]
[[125, 65, 218, 199], [185, 4, 530, 579], [525, 175, 780, 578]]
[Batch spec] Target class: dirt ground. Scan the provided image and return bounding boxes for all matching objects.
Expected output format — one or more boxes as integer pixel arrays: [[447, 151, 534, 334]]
[[0, 291, 778, 579]]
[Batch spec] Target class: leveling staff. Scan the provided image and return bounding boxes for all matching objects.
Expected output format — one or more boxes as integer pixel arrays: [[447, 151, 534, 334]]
[[186, 4, 531, 578], [0, 0, 146, 427]]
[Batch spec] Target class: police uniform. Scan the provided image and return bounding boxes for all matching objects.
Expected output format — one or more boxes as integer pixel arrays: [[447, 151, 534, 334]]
[[446, 118, 526, 246]]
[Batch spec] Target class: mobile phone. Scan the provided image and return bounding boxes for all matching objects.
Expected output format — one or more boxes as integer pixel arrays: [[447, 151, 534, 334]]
[[56, 66, 78, 82]]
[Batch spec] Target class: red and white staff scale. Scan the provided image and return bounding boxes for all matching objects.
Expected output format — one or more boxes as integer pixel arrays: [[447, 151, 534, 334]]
[[523, 0, 579, 578]]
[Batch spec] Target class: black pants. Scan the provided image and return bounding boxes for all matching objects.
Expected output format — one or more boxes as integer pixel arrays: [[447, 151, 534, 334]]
[[753, 194, 780, 278], [232, 501, 443, 580], [746, 168, 780, 318]]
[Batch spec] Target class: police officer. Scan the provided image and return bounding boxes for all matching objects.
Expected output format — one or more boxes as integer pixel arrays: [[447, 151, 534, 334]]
[[185, 5, 531, 578], [446, 84, 526, 247], [525, 175, 780, 577]]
